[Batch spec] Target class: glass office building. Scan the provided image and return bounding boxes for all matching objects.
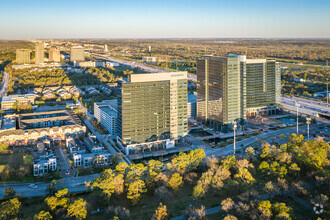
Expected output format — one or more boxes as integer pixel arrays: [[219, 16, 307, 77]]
[[197, 55, 280, 125], [118, 72, 188, 155]]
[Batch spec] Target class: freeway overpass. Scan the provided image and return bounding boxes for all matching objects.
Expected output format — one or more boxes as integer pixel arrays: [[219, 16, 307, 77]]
[[281, 96, 330, 121]]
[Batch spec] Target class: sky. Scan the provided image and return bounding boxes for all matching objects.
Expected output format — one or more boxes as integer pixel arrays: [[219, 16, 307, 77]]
[[1, 0, 330, 39]]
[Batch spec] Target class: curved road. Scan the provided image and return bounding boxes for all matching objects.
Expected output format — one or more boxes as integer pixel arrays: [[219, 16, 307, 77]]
[[0, 70, 9, 98]]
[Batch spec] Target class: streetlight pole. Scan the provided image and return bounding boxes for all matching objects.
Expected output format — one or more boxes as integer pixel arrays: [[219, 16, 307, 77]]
[[233, 122, 237, 155], [295, 102, 300, 135], [306, 117, 311, 140], [327, 78, 328, 108]]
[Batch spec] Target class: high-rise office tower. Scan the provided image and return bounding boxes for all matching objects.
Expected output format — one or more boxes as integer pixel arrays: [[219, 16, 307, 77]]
[[118, 72, 188, 155], [16, 49, 31, 64], [197, 55, 280, 126], [244, 58, 281, 117], [35, 42, 44, 64], [70, 46, 85, 62], [49, 47, 61, 62], [197, 55, 243, 125], [104, 44, 108, 52]]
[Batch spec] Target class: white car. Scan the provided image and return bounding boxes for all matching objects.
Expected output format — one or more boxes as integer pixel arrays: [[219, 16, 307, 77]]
[[28, 184, 38, 189]]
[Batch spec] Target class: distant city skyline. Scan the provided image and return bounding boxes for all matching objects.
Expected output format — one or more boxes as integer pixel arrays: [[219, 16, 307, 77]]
[[1, 0, 330, 39]]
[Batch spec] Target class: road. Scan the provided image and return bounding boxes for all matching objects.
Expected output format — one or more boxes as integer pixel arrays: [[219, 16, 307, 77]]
[[91, 53, 171, 73], [0, 175, 98, 198], [281, 96, 329, 119], [204, 124, 320, 157], [0, 70, 9, 98]]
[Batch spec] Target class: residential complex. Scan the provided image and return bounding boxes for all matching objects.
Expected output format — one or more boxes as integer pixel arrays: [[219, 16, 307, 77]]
[[70, 46, 85, 62], [94, 100, 118, 136], [197, 55, 280, 126], [1, 94, 35, 112], [117, 72, 188, 155], [0, 110, 86, 146], [35, 42, 44, 64], [49, 47, 61, 62], [66, 136, 112, 167], [16, 49, 31, 64], [33, 141, 57, 176]]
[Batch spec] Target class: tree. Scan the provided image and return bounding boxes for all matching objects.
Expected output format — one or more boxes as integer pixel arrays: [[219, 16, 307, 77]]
[[67, 198, 87, 220], [277, 178, 289, 196], [45, 188, 69, 211], [168, 173, 183, 191], [0, 198, 21, 219], [115, 162, 128, 174], [224, 215, 238, 220], [0, 144, 8, 153], [289, 163, 300, 176], [92, 169, 115, 197], [4, 186, 17, 199], [127, 180, 147, 205], [153, 203, 168, 220], [34, 211, 52, 220], [212, 167, 231, 189], [234, 168, 255, 184], [113, 174, 125, 195], [259, 161, 270, 173], [221, 198, 235, 212], [245, 147, 255, 160], [272, 202, 291, 214], [258, 200, 272, 219], [23, 155, 33, 165], [264, 181, 278, 199], [192, 184, 205, 199]]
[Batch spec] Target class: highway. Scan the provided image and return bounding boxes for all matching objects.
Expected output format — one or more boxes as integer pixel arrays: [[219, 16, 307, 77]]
[[0, 70, 9, 98], [91, 53, 171, 73], [91, 53, 197, 82], [281, 96, 329, 118]]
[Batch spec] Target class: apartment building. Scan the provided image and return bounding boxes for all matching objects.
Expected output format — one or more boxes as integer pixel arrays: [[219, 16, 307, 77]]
[[94, 100, 118, 136]]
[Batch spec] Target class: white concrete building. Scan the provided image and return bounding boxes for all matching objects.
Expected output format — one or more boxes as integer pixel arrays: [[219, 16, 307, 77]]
[[94, 100, 118, 136]]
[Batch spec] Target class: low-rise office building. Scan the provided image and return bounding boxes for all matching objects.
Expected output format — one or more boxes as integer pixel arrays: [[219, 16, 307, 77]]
[[142, 57, 159, 62], [94, 100, 117, 136], [1, 94, 35, 112], [74, 61, 105, 68]]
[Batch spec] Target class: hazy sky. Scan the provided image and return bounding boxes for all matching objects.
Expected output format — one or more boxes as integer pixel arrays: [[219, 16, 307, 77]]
[[1, 0, 330, 39]]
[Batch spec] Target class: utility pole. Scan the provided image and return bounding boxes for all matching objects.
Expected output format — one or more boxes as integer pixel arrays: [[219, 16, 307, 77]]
[[233, 121, 237, 155], [327, 60, 329, 108], [306, 117, 311, 140], [295, 101, 300, 134]]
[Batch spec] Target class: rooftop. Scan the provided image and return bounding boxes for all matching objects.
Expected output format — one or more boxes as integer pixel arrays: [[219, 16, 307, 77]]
[[126, 71, 187, 83]]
